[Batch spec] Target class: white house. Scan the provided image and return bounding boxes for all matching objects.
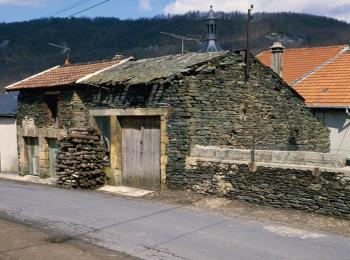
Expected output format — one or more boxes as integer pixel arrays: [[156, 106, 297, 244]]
[[0, 92, 18, 172]]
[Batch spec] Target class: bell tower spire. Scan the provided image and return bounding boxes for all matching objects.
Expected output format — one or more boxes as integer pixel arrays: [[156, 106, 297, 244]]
[[201, 5, 222, 52]]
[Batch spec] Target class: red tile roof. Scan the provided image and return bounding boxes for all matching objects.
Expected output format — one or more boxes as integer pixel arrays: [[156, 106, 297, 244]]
[[6, 59, 122, 91], [257, 45, 350, 107], [258, 45, 347, 85], [294, 50, 350, 107]]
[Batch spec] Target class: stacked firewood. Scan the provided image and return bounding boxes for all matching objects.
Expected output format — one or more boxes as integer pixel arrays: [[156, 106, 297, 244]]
[[56, 128, 106, 189]]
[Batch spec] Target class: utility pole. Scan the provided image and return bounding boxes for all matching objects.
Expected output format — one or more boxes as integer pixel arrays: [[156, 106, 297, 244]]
[[245, 5, 254, 82]]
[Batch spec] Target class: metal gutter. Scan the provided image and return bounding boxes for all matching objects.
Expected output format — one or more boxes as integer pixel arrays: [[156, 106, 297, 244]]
[[307, 105, 350, 109]]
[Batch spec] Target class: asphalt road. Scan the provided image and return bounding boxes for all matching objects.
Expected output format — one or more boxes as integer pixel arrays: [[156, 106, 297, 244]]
[[0, 180, 350, 260], [0, 219, 137, 260]]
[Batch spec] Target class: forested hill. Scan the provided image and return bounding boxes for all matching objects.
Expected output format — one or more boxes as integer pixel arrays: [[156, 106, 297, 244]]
[[1, 11, 350, 93]]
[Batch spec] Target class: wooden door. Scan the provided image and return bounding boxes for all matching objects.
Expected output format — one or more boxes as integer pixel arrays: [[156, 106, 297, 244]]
[[120, 116, 160, 190], [48, 138, 58, 178], [25, 137, 39, 176]]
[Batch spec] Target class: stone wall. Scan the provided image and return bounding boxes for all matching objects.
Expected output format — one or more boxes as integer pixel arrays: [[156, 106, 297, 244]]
[[186, 146, 350, 219], [16, 52, 330, 187]]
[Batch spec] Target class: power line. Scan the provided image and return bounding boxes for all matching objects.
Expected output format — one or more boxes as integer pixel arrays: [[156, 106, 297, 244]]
[[50, 0, 96, 16], [67, 0, 112, 18]]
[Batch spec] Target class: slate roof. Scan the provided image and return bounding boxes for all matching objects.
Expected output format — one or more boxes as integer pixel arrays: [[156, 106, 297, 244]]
[[0, 92, 18, 116], [6, 59, 123, 91], [257, 45, 350, 107], [79, 52, 226, 86]]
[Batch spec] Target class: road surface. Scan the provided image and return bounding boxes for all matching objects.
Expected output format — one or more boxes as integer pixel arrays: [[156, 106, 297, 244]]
[[0, 180, 349, 260]]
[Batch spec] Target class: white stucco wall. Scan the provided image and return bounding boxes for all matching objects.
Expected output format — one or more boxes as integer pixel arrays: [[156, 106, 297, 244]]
[[0, 117, 18, 172], [315, 109, 350, 158]]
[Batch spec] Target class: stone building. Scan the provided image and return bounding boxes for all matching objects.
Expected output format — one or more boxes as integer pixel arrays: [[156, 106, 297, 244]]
[[6, 51, 330, 190], [5, 59, 122, 178]]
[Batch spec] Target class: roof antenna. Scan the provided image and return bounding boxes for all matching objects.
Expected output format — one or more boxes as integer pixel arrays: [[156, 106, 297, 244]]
[[160, 32, 202, 54], [48, 42, 71, 65]]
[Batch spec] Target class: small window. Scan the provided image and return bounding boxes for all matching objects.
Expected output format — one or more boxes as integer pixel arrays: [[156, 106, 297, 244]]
[[46, 95, 58, 125], [95, 117, 111, 166]]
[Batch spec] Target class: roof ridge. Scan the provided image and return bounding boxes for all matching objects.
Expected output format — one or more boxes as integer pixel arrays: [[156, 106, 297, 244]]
[[284, 44, 347, 52], [62, 58, 121, 67], [256, 44, 347, 57], [291, 45, 350, 86], [76, 57, 133, 84]]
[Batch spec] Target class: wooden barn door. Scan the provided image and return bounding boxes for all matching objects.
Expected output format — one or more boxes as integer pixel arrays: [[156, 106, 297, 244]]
[[120, 116, 160, 190]]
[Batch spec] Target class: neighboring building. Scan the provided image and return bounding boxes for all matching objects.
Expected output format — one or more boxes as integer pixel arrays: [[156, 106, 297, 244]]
[[0, 92, 18, 172], [6, 51, 329, 190], [5, 59, 124, 178], [258, 44, 350, 157], [201, 6, 223, 52]]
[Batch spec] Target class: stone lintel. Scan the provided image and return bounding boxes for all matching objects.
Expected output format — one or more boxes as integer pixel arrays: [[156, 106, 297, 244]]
[[89, 108, 170, 117]]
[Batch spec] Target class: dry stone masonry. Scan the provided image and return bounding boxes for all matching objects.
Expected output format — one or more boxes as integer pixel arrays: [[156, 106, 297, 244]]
[[186, 146, 350, 219], [56, 128, 105, 189], [15, 52, 330, 190]]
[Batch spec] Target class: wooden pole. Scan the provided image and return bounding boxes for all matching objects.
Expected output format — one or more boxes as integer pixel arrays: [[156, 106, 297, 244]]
[[245, 5, 254, 82]]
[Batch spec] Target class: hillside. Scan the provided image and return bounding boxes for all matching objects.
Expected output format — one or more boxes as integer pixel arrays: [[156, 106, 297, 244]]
[[1, 11, 350, 93]]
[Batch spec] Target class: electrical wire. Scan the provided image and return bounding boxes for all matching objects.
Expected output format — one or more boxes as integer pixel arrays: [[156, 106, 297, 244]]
[[50, 0, 96, 16], [67, 0, 112, 18]]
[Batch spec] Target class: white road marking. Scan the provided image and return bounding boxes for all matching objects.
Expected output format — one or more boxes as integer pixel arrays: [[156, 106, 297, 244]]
[[264, 225, 326, 239]]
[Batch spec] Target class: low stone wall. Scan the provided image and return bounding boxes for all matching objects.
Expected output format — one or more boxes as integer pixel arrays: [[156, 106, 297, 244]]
[[186, 146, 350, 219]]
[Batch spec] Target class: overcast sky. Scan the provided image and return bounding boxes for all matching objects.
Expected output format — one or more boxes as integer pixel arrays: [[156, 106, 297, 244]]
[[0, 0, 350, 23]]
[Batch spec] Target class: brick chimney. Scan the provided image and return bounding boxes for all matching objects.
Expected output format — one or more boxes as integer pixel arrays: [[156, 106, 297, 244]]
[[270, 42, 285, 77]]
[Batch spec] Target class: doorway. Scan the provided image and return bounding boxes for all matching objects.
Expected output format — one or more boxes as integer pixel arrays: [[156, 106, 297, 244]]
[[24, 137, 39, 176], [120, 116, 161, 190], [47, 138, 58, 178]]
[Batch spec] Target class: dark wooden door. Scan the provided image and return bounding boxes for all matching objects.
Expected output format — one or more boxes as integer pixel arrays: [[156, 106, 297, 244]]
[[120, 116, 160, 190]]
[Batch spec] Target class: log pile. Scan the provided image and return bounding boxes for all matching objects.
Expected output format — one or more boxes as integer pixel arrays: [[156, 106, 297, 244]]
[[56, 128, 106, 189]]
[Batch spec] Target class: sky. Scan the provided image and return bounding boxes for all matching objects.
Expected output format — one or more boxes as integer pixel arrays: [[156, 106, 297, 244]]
[[1, 0, 350, 23]]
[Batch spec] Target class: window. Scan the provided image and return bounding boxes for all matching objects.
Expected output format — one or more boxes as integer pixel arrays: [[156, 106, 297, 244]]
[[45, 95, 58, 126], [95, 117, 111, 166]]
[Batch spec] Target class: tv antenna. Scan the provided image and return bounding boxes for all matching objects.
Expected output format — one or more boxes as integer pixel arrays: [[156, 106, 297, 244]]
[[160, 32, 201, 54], [48, 42, 71, 65]]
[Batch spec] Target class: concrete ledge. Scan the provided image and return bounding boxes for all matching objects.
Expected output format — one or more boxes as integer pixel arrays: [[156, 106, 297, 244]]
[[0, 173, 56, 185], [191, 145, 347, 168], [187, 157, 350, 176]]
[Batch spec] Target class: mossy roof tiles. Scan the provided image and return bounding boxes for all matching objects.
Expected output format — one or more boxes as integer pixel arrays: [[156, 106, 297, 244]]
[[80, 52, 226, 86]]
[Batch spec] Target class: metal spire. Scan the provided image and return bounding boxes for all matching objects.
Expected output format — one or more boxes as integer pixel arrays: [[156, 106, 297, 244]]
[[200, 5, 222, 53]]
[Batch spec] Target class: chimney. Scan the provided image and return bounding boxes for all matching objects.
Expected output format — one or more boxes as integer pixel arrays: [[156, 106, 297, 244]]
[[270, 42, 285, 77], [64, 57, 70, 66]]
